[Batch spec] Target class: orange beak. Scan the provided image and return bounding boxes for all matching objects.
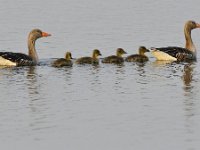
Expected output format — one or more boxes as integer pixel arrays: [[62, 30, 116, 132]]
[[42, 32, 51, 37], [196, 23, 200, 28]]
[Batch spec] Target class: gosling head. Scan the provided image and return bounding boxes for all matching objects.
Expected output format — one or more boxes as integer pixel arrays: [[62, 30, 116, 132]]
[[139, 46, 150, 55], [93, 49, 102, 58], [116, 48, 127, 57], [65, 52, 73, 60]]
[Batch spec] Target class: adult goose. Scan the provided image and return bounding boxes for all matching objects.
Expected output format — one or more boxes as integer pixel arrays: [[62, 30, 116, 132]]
[[151, 20, 200, 62], [102, 48, 127, 64], [125, 46, 149, 62], [0, 29, 51, 66], [76, 49, 102, 64], [52, 52, 73, 67]]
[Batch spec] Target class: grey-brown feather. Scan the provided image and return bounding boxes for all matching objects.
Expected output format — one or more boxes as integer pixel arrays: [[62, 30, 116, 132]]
[[76, 57, 99, 64], [102, 55, 124, 64], [154, 47, 196, 61], [0, 52, 36, 66], [52, 58, 73, 67], [125, 54, 148, 62]]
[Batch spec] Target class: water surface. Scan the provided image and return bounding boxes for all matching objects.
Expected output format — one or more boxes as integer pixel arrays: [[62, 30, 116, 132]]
[[0, 0, 200, 150]]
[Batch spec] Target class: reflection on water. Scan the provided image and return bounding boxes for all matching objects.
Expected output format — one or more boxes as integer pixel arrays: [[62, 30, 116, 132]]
[[182, 64, 193, 86], [152, 60, 174, 66], [26, 66, 39, 97], [182, 64, 194, 95], [0, 58, 200, 150], [182, 64, 196, 150], [135, 62, 147, 76], [181, 63, 195, 140]]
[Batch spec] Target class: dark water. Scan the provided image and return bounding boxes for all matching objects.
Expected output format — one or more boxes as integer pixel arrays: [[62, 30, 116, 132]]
[[0, 0, 200, 150]]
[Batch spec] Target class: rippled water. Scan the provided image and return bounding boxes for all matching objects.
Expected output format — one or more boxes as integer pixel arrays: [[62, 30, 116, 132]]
[[1, 0, 200, 150]]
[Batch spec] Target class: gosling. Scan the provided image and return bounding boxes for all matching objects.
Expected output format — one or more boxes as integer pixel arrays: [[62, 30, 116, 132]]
[[125, 46, 149, 62], [102, 48, 127, 64], [52, 52, 73, 67], [76, 49, 102, 64]]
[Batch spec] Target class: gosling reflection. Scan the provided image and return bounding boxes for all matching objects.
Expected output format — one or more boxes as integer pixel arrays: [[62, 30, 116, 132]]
[[129, 61, 148, 77]]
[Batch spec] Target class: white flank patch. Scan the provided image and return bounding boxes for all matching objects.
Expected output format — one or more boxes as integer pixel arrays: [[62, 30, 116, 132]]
[[151, 50, 177, 61], [0, 56, 17, 66]]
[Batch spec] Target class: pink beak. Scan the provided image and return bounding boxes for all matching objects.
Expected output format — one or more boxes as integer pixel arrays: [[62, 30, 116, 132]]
[[42, 32, 51, 37], [196, 23, 200, 28]]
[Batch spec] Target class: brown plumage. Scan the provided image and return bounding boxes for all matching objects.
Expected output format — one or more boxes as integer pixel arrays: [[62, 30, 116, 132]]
[[102, 48, 127, 64], [52, 52, 73, 67], [76, 49, 102, 64], [0, 29, 51, 66], [125, 46, 149, 62]]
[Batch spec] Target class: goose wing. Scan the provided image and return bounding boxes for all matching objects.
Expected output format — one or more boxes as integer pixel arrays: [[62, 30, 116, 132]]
[[0, 52, 36, 66], [151, 47, 195, 61]]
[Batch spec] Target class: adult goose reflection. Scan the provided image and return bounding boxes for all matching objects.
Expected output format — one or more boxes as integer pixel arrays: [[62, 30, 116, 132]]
[[182, 64, 193, 92], [26, 66, 40, 97]]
